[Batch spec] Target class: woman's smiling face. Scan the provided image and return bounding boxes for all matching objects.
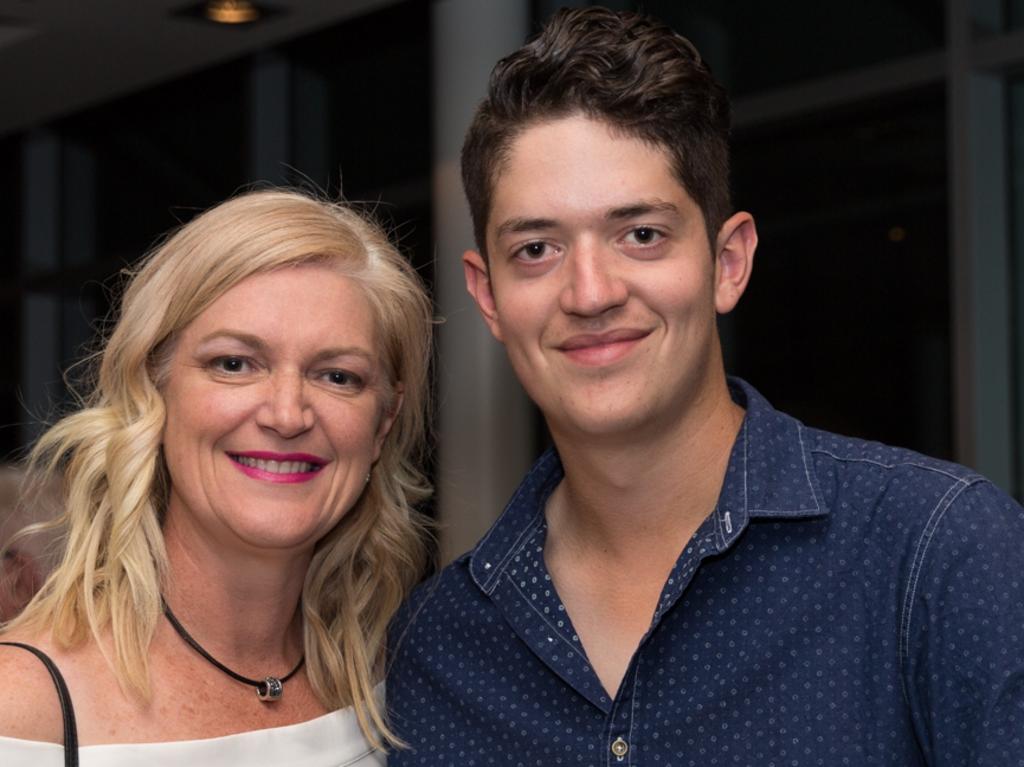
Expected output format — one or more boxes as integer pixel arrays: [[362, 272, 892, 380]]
[[160, 263, 397, 557]]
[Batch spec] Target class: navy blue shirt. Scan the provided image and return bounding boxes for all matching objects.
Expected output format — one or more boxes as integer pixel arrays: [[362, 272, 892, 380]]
[[388, 380, 1024, 765]]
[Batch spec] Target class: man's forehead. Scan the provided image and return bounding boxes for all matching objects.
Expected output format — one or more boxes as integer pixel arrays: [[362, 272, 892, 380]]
[[486, 115, 686, 231]]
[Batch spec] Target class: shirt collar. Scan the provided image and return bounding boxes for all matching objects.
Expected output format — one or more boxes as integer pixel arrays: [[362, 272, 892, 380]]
[[713, 377, 826, 550], [469, 449, 562, 594], [469, 377, 827, 593]]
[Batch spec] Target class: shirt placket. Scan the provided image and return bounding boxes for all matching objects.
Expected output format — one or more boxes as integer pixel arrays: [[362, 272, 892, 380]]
[[601, 514, 741, 766], [490, 524, 613, 713]]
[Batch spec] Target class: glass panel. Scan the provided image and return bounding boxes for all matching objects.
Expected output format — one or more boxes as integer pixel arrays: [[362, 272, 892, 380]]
[[60, 59, 248, 275], [0, 135, 22, 459], [1011, 76, 1024, 491], [727, 87, 951, 458], [979, 0, 1024, 31], [637, 0, 945, 96], [286, 0, 435, 286], [290, 1, 431, 198]]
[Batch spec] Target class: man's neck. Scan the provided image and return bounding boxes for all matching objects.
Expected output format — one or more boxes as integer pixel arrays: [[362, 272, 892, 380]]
[[545, 375, 743, 564], [541, 374, 744, 697]]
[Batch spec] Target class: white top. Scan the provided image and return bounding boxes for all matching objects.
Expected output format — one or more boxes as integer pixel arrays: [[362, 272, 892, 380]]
[[0, 706, 385, 767]]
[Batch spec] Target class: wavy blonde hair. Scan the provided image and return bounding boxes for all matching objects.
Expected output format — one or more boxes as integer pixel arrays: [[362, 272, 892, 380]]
[[5, 189, 433, 746]]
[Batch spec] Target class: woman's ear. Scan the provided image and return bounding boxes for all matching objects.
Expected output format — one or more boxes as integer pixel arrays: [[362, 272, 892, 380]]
[[714, 211, 758, 314], [373, 383, 404, 462]]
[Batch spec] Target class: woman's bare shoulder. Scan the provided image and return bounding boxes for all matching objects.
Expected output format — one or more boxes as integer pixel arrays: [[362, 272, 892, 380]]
[[0, 633, 66, 744]]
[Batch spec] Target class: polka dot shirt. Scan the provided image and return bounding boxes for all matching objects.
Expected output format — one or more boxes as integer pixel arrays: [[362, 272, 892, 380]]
[[387, 379, 1024, 766]]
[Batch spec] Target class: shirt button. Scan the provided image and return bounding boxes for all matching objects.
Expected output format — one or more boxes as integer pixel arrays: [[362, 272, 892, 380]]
[[610, 737, 629, 758]]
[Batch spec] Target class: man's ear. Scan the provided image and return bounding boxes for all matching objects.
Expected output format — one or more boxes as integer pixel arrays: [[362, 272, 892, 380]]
[[714, 211, 758, 314], [463, 249, 504, 343]]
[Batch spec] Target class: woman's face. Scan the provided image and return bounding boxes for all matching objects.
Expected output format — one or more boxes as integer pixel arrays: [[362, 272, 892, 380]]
[[160, 264, 396, 557]]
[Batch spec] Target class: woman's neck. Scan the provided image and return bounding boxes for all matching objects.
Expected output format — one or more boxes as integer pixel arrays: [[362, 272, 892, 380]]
[[160, 514, 308, 670]]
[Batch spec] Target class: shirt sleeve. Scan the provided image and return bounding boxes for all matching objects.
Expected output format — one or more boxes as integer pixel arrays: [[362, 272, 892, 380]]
[[903, 478, 1024, 766]]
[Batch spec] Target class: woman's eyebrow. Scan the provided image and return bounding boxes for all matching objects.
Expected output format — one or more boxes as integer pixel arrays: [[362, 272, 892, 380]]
[[311, 347, 375, 365], [195, 330, 266, 350], [195, 333, 376, 366]]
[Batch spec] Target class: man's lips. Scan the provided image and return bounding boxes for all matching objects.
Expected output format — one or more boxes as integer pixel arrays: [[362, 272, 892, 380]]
[[558, 328, 651, 351], [556, 328, 651, 365]]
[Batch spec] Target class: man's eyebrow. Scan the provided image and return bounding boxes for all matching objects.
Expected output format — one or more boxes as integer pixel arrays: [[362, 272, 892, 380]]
[[606, 200, 680, 221], [494, 201, 679, 238], [494, 217, 558, 239]]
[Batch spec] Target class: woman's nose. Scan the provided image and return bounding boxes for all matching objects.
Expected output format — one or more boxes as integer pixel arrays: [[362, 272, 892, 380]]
[[256, 372, 314, 437]]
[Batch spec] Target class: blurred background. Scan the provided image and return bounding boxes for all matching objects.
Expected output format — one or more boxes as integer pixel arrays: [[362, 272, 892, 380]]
[[0, 0, 1022, 563]]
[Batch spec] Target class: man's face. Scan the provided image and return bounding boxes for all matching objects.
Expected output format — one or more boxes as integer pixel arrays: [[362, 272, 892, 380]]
[[464, 114, 755, 442]]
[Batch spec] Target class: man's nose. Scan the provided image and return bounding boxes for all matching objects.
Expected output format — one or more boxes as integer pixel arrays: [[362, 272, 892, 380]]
[[558, 241, 628, 317]]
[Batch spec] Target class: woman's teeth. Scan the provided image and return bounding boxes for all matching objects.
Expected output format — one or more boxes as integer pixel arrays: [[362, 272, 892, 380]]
[[232, 456, 319, 474]]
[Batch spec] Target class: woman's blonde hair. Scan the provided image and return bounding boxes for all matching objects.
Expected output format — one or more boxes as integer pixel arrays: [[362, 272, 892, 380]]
[[5, 189, 433, 746]]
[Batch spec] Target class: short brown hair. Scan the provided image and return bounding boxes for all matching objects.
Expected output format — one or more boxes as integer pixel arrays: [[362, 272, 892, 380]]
[[462, 7, 732, 257]]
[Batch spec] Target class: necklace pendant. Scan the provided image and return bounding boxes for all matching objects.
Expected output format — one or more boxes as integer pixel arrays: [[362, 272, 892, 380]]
[[256, 676, 284, 701]]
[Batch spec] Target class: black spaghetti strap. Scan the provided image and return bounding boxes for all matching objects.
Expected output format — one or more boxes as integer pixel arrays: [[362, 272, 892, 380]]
[[0, 641, 79, 767]]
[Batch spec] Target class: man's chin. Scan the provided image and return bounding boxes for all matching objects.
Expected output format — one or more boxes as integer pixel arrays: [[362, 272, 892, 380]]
[[547, 403, 671, 443]]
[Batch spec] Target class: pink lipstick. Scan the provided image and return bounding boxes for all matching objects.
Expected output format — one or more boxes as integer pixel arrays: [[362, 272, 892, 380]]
[[228, 451, 327, 484]]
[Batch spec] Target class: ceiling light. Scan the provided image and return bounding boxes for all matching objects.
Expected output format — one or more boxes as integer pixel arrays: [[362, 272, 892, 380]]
[[205, 1, 259, 24], [173, 1, 282, 26]]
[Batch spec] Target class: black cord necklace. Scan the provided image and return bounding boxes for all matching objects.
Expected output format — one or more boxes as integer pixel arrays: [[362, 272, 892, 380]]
[[162, 600, 304, 702]]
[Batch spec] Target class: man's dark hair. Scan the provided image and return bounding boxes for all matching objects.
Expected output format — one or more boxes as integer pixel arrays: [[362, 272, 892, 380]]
[[461, 6, 732, 259]]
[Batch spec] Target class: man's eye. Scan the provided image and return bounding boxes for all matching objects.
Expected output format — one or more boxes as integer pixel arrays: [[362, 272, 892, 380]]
[[625, 227, 663, 245], [517, 242, 549, 260]]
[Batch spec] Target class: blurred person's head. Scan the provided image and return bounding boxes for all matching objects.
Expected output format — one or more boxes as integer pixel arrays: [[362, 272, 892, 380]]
[[0, 465, 60, 621]]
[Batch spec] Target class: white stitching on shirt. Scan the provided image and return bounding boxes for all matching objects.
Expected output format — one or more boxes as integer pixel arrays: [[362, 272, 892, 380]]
[[897, 477, 977, 704], [796, 424, 823, 514], [504, 573, 586, 657], [812, 449, 978, 484]]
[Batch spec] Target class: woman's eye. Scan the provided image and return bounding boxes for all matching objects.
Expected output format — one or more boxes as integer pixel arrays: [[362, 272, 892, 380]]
[[624, 227, 663, 245], [210, 356, 250, 374], [324, 370, 364, 388]]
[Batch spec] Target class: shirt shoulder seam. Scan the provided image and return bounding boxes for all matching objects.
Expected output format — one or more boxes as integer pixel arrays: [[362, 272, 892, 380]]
[[811, 447, 981, 484], [897, 475, 985, 702]]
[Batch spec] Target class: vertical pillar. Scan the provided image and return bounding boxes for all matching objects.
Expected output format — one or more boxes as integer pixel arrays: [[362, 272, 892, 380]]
[[1013, 80, 1024, 494], [432, 0, 533, 562], [948, 0, 1014, 490], [292, 64, 330, 193], [249, 51, 292, 184]]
